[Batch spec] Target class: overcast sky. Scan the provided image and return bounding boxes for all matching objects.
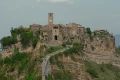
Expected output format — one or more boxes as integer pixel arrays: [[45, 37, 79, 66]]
[[0, 0, 120, 39]]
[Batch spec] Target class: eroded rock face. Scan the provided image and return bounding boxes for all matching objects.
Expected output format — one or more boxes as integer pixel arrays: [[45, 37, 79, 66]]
[[30, 24, 115, 55], [51, 54, 92, 80], [30, 23, 116, 64], [1, 21, 116, 64], [83, 30, 115, 64]]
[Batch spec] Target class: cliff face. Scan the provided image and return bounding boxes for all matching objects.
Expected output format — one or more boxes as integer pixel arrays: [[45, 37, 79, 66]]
[[50, 54, 92, 80], [0, 25, 119, 80], [1, 24, 116, 64], [83, 30, 115, 64], [84, 30, 115, 54], [30, 24, 116, 57], [49, 51, 120, 80]]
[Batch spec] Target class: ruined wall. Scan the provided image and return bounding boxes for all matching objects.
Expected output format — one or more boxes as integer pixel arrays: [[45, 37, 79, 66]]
[[30, 23, 116, 63]]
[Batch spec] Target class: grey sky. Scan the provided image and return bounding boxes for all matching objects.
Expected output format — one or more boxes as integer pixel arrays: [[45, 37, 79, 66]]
[[0, 0, 120, 39]]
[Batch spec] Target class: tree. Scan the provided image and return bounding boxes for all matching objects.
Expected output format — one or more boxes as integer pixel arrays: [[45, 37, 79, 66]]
[[20, 32, 33, 48], [0, 36, 17, 48], [32, 36, 38, 48], [86, 28, 91, 35], [86, 27, 93, 40]]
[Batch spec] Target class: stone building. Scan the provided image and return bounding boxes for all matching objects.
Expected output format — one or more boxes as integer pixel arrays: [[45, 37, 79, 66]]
[[30, 13, 115, 55], [30, 13, 85, 46], [30, 13, 116, 64]]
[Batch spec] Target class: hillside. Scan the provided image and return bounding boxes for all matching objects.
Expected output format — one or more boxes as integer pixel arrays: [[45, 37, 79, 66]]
[[0, 25, 120, 80]]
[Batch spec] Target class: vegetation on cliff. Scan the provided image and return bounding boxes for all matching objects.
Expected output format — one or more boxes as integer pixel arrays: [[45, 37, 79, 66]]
[[85, 61, 120, 80], [0, 26, 118, 80], [0, 36, 17, 48], [0, 48, 42, 80], [63, 43, 84, 56], [0, 26, 39, 49], [20, 31, 38, 48]]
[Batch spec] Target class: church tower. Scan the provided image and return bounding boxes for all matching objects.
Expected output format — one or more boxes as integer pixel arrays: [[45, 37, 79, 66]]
[[48, 13, 53, 27]]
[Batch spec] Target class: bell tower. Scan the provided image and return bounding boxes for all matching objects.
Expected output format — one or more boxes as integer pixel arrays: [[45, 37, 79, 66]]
[[48, 13, 53, 26]]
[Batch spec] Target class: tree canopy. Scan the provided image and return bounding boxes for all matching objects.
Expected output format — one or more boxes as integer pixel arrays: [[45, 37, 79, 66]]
[[0, 36, 17, 48]]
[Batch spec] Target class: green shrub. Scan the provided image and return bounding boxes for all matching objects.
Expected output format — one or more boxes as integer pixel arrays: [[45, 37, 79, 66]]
[[64, 43, 84, 56], [86, 27, 92, 35], [0, 36, 17, 48], [3, 51, 28, 65], [25, 73, 37, 80], [45, 46, 63, 54], [32, 36, 38, 48], [20, 31, 39, 48], [20, 32, 33, 48], [54, 70, 73, 80], [85, 61, 120, 80], [87, 67, 98, 78], [10, 26, 30, 35]]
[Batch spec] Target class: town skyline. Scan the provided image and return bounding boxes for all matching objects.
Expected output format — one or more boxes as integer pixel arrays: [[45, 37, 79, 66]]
[[0, 0, 120, 39]]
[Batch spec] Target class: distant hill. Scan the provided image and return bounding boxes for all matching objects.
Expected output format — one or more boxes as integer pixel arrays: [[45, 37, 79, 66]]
[[115, 34, 120, 47]]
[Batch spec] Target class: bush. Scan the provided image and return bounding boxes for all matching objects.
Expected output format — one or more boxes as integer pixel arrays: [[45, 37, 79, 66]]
[[87, 67, 98, 78], [86, 27, 92, 35], [20, 32, 33, 48], [20, 31, 39, 48], [10, 26, 30, 36], [64, 43, 84, 56], [85, 61, 98, 78], [54, 70, 73, 80], [3, 50, 28, 65], [45, 46, 63, 54], [86, 28, 93, 40], [85, 61, 120, 80], [25, 73, 37, 80], [0, 36, 17, 48], [0, 48, 41, 80], [32, 36, 38, 48]]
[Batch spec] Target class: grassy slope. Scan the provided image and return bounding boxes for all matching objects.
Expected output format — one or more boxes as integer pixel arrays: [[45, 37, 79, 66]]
[[0, 51, 42, 80], [85, 61, 120, 80], [0, 45, 120, 80]]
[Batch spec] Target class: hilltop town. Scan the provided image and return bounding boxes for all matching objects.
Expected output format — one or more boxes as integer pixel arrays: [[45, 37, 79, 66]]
[[1, 13, 116, 63], [0, 13, 120, 80]]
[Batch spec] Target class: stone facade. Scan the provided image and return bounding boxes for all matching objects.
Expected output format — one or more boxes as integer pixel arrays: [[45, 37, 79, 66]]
[[1, 13, 117, 66], [30, 13, 86, 46], [30, 13, 116, 62]]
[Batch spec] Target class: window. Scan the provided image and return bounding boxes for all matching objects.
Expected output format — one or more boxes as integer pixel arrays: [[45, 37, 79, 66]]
[[54, 35, 58, 40]]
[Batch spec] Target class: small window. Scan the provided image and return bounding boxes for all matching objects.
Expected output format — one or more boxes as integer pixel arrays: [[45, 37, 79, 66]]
[[54, 35, 58, 40]]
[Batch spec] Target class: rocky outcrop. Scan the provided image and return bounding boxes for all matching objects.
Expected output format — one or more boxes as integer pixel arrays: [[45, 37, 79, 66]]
[[83, 30, 115, 64], [50, 54, 92, 80]]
